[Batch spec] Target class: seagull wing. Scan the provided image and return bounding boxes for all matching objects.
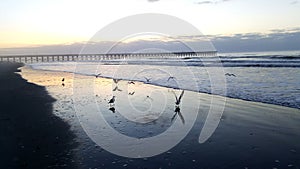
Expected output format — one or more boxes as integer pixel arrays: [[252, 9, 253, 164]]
[[178, 111, 185, 124], [172, 91, 179, 103], [113, 79, 120, 83], [144, 77, 151, 82], [112, 86, 118, 91], [168, 77, 176, 81], [178, 90, 185, 103], [171, 112, 177, 122]]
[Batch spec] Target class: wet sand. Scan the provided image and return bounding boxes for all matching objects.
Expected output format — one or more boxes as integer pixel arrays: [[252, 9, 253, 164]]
[[0, 62, 77, 169], [19, 65, 300, 169]]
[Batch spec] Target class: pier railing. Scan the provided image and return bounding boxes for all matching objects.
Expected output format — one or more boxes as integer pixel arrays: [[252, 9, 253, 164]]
[[0, 51, 217, 63]]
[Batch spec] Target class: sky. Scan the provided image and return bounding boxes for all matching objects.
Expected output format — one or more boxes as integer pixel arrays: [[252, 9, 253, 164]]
[[0, 0, 300, 53]]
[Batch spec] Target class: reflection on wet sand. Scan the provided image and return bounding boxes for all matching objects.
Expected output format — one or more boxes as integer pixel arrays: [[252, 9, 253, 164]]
[[112, 79, 122, 91], [109, 107, 116, 113], [107, 81, 187, 126], [172, 106, 185, 124], [99, 78, 189, 132], [171, 90, 185, 124], [93, 77, 197, 140]]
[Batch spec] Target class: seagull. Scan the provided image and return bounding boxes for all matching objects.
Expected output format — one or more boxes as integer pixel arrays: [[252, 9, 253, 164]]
[[61, 78, 65, 87], [173, 90, 185, 105], [167, 76, 176, 81], [113, 79, 121, 84], [108, 96, 116, 105], [225, 73, 236, 77], [128, 91, 135, 95], [95, 73, 101, 78], [144, 77, 151, 83], [128, 81, 135, 84]]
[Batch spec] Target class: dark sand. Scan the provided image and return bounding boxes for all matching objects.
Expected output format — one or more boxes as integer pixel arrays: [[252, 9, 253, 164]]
[[0, 62, 77, 169]]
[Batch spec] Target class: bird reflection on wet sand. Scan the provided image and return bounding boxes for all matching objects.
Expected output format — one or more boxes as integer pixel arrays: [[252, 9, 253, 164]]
[[112, 86, 122, 92], [171, 106, 185, 124], [112, 79, 122, 91], [171, 90, 185, 124], [109, 107, 116, 113]]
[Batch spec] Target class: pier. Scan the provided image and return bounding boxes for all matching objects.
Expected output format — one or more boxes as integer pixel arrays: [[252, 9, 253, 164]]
[[0, 51, 217, 63]]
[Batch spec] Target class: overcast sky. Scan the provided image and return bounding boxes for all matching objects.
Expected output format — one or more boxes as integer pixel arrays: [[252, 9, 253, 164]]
[[0, 0, 299, 53]]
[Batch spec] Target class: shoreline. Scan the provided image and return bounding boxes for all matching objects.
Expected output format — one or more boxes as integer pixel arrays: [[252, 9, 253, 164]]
[[27, 63, 300, 110], [0, 62, 78, 169]]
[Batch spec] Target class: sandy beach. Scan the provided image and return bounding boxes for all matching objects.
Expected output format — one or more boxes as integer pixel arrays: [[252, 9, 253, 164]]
[[14, 64, 300, 169], [0, 62, 77, 169]]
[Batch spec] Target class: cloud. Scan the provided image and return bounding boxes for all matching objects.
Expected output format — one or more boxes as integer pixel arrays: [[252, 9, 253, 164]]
[[208, 29, 300, 52], [147, 0, 159, 2], [196, 1, 213, 5], [195, 0, 232, 5], [290, 1, 298, 5], [1, 28, 300, 55]]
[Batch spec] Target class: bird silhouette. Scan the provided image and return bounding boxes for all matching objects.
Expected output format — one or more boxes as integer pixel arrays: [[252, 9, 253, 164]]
[[167, 76, 176, 81], [225, 73, 236, 77], [128, 91, 135, 95], [112, 86, 122, 92], [109, 107, 116, 113], [173, 90, 185, 105], [128, 81, 135, 84], [144, 77, 151, 83], [95, 73, 101, 78], [171, 106, 185, 124], [108, 96, 116, 105], [113, 79, 121, 83]]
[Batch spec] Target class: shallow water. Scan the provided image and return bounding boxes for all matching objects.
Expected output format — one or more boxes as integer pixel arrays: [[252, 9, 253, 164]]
[[21, 66, 300, 169], [29, 60, 300, 109]]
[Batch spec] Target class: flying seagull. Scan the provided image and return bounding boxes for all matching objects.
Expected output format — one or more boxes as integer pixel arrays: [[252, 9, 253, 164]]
[[95, 73, 101, 78], [225, 73, 236, 77], [173, 90, 185, 105], [167, 76, 176, 81], [144, 77, 151, 83], [113, 79, 121, 83], [128, 81, 135, 84], [128, 91, 135, 95]]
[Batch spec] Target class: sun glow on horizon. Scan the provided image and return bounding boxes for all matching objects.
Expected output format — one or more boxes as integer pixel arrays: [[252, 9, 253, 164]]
[[0, 0, 299, 48]]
